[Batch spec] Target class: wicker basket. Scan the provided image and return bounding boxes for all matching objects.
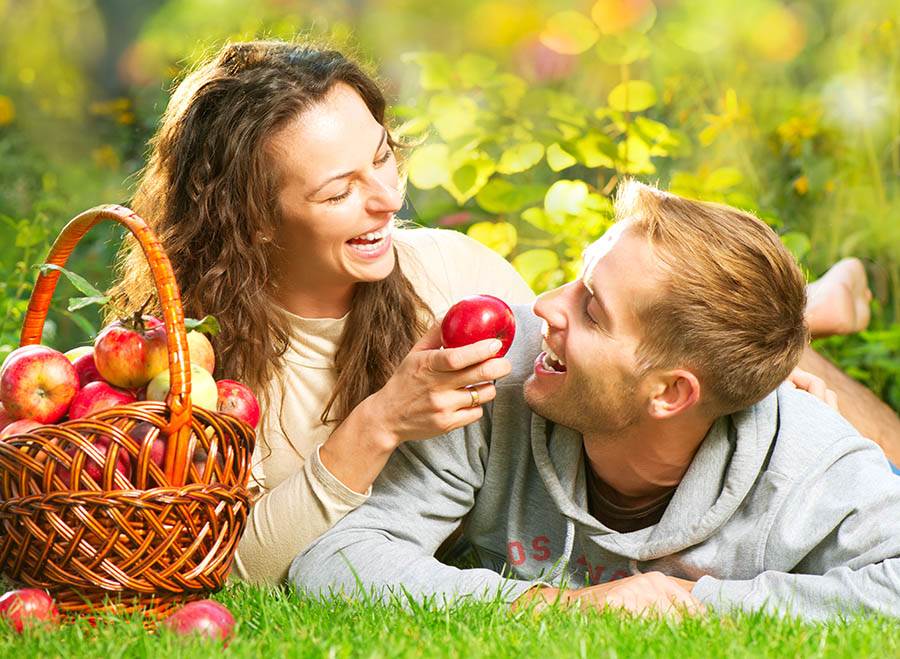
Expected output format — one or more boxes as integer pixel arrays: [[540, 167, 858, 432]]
[[0, 205, 255, 620]]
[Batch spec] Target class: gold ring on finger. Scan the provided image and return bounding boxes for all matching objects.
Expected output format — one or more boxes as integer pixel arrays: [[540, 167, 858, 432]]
[[468, 387, 480, 408]]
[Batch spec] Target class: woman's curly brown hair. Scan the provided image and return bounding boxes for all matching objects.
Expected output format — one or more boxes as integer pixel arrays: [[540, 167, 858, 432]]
[[108, 40, 431, 423]]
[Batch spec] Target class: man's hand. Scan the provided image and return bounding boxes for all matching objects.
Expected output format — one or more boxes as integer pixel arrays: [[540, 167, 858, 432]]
[[514, 572, 705, 618], [788, 366, 839, 411]]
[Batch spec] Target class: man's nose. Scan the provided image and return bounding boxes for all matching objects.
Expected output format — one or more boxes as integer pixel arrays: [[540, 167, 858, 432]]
[[532, 282, 573, 331]]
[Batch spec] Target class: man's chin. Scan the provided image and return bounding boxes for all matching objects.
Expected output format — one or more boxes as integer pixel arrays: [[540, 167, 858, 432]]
[[523, 376, 559, 421]]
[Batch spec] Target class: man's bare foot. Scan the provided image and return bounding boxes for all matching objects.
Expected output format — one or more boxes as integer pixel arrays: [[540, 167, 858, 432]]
[[805, 258, 873, 339]]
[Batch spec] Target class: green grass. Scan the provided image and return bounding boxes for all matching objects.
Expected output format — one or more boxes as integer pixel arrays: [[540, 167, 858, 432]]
[[1, 582, 898, 658]]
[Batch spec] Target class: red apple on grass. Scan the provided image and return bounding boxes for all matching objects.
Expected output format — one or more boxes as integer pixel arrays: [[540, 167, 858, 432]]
[[0, 346, 78, 423], [162, 599, 235, 643], [0, 588, 60, 633], [93, 313, 167, 389], [441, 294, 517, 357], [58, 434, 132, 489], [67, 381, 138, 419], [216, 380, 260, 428]]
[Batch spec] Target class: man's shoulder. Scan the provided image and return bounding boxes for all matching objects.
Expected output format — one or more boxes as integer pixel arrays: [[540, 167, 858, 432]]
[[767, 383, 883, 476]]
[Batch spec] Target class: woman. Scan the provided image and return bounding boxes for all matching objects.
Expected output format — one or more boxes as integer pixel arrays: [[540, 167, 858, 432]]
[[108, 39, 888, 585]]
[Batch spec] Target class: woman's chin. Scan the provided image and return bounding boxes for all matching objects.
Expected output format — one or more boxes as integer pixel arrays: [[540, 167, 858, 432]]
[[343, 244, 396, 282]]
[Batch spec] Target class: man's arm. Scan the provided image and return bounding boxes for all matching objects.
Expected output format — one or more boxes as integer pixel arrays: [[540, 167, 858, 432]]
[[799, 346, 900, 464], [289, 418, 535, 603], [692, 438, 900, 620]]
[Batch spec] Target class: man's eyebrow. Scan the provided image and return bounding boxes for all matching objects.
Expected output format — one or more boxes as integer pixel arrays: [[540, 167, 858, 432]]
[[309, 128, 388, 197]]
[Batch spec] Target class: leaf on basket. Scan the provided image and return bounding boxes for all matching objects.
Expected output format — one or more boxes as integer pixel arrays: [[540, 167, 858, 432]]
[[67, 295, 110, 311], [38, 263, 107, 298], [185, 315, 221, 336]]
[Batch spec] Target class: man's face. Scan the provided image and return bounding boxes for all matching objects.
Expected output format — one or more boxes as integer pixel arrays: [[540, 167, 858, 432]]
[[524, 223, 664, 435]]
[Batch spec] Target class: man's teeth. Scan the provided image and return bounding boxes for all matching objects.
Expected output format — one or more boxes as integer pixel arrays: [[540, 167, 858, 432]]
[[541, 340, 566, 371]]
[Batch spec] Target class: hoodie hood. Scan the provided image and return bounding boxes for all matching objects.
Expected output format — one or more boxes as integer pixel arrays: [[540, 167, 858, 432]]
[[531, 389, 780, 562]]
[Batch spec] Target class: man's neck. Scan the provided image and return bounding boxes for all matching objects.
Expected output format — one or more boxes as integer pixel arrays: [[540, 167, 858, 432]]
[[582, 416, 713, 505]]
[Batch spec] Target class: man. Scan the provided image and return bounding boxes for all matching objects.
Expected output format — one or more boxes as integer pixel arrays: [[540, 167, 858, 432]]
[[291, 181, 900, 619]]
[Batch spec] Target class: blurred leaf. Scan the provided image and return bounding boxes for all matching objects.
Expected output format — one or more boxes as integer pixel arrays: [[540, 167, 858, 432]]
[[608, 80, 657, 112], [408, 144, 449, 190], [596, 32, 652, 64], [445, 156, 495, 204], [457, 54, 498, 88], [429, 95, 479, 141], [546, 143, 577, 171], [706, 167, 744, 191], [521, 207, 555, 232], [16, 220, 48, 248], [402, 52, 453, 90], [513, 249, 561, 290], [497, 142, 544, 174], [540, 11, 599, 55], [618, 135, 654, 173], [576, 133, 616, 168], [38, 264, 104, 298], [467, 222, 518, 257], [781, 232, 811, 263], [475, 179, 545, 214], [185, 315, 221, 336], [545, 180, 590, 217], [394, 116, 431, 138]]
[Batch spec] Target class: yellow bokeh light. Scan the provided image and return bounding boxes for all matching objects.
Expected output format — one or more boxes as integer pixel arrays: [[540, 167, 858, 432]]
[[0, 96, 16, 125], [750, 5, 806, 62], [591, 0, 656, 35]]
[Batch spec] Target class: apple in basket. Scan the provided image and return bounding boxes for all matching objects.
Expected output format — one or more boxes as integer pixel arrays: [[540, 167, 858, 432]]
[[0, 345, 78, 423], [67, 381, 138, 419], [0, 588, 60, 633], [0, 418, 44, 440], [145, 364, 219, 410], [162, 599, 235, 643], [65, 346, 104, 388], [93, 313, 167, 389], [440, 294, 516, 357], [0, 402, 15, 433], [216, 380, 260, 428], [58, 433, 132, 489], [186, 330, 216, 375]]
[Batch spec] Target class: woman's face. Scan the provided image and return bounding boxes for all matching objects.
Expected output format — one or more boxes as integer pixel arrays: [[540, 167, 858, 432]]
[[268, 83, 402, 293]]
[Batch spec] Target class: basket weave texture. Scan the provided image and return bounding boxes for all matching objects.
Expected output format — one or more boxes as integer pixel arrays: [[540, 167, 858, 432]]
[[0, 205, 256, 618]]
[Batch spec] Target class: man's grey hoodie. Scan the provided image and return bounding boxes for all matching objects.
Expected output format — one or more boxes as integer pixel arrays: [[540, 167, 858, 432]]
[[291, 306, 900, 620]]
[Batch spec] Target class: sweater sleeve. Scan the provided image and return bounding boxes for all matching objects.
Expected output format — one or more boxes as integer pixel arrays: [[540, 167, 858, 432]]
[[289, 418, 537, 604], [231, 444, 369, 585], [692, 437, 900, 620]]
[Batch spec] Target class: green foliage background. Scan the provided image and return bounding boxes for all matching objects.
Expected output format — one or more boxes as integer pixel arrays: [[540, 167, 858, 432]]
[[0, 0, 898, 409]]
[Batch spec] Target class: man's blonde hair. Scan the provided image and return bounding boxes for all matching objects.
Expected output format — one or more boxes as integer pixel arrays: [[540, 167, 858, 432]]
[[615, 180, 809, 415]]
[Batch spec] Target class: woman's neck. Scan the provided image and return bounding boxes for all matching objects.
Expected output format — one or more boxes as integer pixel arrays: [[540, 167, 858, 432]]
[[275, 280, 355, 319]]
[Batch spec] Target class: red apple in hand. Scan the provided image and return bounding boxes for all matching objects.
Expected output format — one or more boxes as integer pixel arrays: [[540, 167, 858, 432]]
[[441, 295, 517, 357], [216, 380, 260, 428], [0, 588, 60, 633], [162, 599, 235, 643], [67, 381, 138, 419], [94, 313, 167, 389], [0, 346, 78, 423], [58, 434, 132, 490]]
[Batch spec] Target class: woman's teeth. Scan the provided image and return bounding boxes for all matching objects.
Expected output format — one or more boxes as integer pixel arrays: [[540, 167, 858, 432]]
[[348, 224, 392, 251], [541, 340, 567, 372]]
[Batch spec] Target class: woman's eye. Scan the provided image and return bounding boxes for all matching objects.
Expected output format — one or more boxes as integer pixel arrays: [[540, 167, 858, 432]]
[[374, 149, 393, 166], [326, 188, 352, 203]]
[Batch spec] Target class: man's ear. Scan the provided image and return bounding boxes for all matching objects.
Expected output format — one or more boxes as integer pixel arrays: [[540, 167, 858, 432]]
[[647, 369, 701, 419]]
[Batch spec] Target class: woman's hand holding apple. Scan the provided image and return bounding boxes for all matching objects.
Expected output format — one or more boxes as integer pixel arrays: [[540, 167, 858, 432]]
[[357, 321, 512, 448]]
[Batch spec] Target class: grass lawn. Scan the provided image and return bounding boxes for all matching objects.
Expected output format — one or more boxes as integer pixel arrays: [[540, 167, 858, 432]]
[[1, 582, 898, 658]]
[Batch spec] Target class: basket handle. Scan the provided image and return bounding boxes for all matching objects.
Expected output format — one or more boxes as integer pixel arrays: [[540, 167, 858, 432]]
[[20, 204, 194, 486]]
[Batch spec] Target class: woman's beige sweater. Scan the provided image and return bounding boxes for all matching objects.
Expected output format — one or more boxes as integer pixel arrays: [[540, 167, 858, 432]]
[[231, 228, 535, 584]]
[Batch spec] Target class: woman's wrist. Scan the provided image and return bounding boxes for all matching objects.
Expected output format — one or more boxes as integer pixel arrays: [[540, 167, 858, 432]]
[[318, 393, 400, 494]]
